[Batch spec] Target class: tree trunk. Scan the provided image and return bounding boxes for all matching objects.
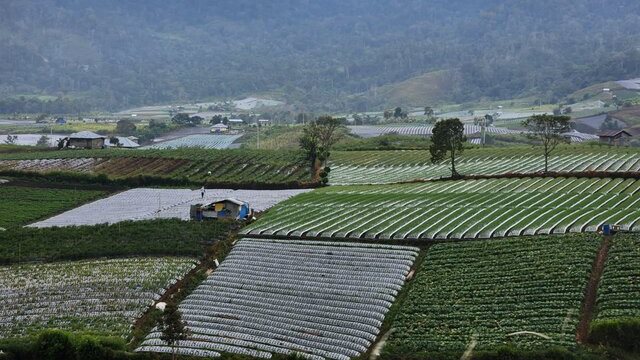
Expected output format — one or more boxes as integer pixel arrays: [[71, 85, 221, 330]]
[[544, 151, 548, 173], [451, 149, 458, 178]]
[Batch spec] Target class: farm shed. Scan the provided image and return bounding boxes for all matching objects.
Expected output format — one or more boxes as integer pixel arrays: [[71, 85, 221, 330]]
[[65, 131, 106, 149], [190, 198, 251, 221], [210, 123, 229, 133], [598, 130, 632, 146]]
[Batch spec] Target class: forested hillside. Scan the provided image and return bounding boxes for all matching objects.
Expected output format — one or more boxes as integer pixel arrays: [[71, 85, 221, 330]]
[[2, 0, 640, 112]]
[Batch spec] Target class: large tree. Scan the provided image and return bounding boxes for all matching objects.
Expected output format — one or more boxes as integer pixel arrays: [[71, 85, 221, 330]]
[[157, 302, 190, 360], [299, 116, 344, 178], [522, 114, 572, 173], [429, 118, 466, 178]]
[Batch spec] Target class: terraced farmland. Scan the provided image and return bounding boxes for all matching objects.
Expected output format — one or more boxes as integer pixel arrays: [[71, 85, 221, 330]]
[[0, 257, 196, 339], [141, 134, 242, 149], [330, 149, 640, 184], [30, 187, 311, 228], [0, 148, 311, 185], [137, 239, 419, 360], [0, 185, 106, 228], [242, 178, 640, 240], [596, 235, 640, 320], [383, 236, 599, 353]]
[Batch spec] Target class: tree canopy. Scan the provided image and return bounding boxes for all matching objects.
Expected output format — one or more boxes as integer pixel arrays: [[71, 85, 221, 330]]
[[429, 118, 466, 178], [522, 114, 572, 173]]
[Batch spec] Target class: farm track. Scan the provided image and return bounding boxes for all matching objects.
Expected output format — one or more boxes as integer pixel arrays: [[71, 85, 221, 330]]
[[576, 236, 611, 343]]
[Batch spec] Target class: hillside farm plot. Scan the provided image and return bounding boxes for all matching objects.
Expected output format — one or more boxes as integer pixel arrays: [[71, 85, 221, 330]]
[[347, 125, 521, 138], [384, 236, 599, 353], [141, 134, 242, 149], [0, 186, 106, 228], [29, 187, 311, 227], [137, 239, 419, 360], [0, 257, 196, 339], [330, 149, 640, 184], [595, 235, 640, 320], [0, 148, 310, 185], [241, 178, 640, 240]]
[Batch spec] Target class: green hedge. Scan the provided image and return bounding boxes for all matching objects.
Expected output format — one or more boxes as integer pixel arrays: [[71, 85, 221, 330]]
[[0, 219, 231, 264], [589, 318, 640, 352]]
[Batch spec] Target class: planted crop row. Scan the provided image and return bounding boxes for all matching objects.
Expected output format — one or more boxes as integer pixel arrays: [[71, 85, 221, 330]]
[[0, 148, 311, 185], [347, 125, 521, 138], [0, 186, 106, 229], [137, 239, 419, 360], [384, 235, 599, 353], [596, 235, 640, 320], [330, 151, 640, 184], [141, 134, 242, 150], [0, 257, 196, 339], [242, 178, 640, 240]]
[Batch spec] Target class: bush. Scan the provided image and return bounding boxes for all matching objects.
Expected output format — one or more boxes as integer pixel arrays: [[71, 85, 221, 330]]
[[35, 330, 75, 360], [589, 317, 640, 352]]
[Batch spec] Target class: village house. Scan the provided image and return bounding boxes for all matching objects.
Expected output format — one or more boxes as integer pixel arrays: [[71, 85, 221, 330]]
[[65, 131, 106, 149], [598, 129, 632, 146]]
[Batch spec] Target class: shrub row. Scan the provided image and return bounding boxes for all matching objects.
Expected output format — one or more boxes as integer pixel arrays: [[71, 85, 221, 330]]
[[588, 318, 640, 352], [0, 219, 232, 264]]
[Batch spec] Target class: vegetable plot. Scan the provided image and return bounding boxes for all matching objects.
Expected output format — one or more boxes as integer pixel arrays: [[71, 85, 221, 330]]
[[330, 151, 640, 184], [137, 239, 419, 360], [384, 235, 599, 353], [596, 235, 640, 320], [0, 257, 196, 339], [242, 178, 640, 240], [0, 148, 311, 185], [0, 186, 106, 228], [141, 134, 242, 149], [29, 188, 311, 228]]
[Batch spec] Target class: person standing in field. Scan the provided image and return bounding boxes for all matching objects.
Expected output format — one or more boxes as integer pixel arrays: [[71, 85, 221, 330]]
[[201, 186, 205, 199]]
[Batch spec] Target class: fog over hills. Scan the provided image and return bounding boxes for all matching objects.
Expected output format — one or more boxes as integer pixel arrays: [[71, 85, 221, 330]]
[[1, 0, 640, 112]]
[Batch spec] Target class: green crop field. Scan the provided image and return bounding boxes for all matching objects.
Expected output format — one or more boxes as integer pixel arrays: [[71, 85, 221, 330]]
[[330, 146, 640, 184], [383, 235, 599, 354], [596, 235, 640, 320], [0, 185, 106, 228], [0, 147, 312, 186], [242, 177, 640, 240]]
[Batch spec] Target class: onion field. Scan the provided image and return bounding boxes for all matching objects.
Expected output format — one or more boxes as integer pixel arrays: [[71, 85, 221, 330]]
[[136, 239, 419, 360], [29, 187, 311, 228], [596, 235, 640, 320], [242, 178, 640, 240], [330, 150, 640, 184], [384, 236, 599, 353], [141, 134, 242, 149], [0, 257, 196, 339]]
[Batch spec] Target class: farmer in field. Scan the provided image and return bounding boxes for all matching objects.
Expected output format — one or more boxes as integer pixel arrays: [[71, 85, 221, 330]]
[[201, 186, 205, 199]]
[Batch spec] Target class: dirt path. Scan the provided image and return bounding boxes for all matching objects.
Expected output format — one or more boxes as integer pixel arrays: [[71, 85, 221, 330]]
[[576, 236, 611, 343], [369, 329, 392, 360]]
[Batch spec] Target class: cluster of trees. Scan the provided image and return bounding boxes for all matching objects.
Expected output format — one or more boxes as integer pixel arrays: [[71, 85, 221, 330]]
[[0, 96, 94, 114], [3, 1, 640, 112]]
